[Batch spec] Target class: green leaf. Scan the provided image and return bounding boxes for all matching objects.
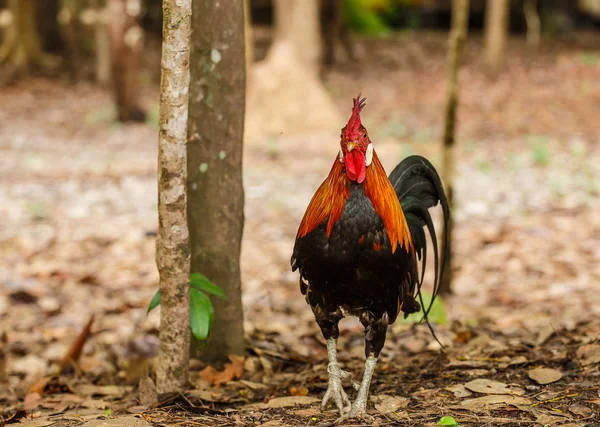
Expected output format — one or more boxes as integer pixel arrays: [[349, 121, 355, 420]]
[[189, 288, 214, 341], [147, 289, 161, 314], [401, 291, 448, 325], [190, 273, 225, 299], [438, 416, 460, 426]]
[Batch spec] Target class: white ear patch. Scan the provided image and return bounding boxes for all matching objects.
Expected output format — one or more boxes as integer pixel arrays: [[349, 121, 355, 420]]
[[339, 147, 344, 163], [365, 143, 373, 166]]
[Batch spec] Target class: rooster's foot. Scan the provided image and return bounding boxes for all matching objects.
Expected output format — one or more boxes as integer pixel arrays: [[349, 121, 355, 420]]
[[334, 401, 374, 424], [322, 362, 352, 415]]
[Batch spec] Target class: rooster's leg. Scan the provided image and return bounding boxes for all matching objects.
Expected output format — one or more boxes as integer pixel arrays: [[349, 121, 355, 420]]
[[322, 338, 352, 414], [337, 313, 388, 422]]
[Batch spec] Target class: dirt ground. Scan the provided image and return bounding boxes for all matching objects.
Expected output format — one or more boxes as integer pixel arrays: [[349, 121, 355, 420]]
[[1, 31, 600, 426]]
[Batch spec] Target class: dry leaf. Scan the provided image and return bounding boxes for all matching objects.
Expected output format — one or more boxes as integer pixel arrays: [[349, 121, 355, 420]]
[[290, 386, 308, 396], [528, 367, 562, 385], [23, 392, 42, 411], [460, 395, 531, 412], [75, 384, 128, 397], [138, 375, 158, 407], [199, 354, 245, 386], [576, 344, 600, 366], [569, 404, 593, 417], [446, 384, 472, 398], [371, 394, 409, 414], [267, 396, 319, 408], [60, 314, 95, 372], [464, 378, 511, 395], [28, 376, 53, 394]]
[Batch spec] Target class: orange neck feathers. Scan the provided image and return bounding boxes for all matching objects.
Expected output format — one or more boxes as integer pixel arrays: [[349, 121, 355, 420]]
[[296, 151, 413, 254], [297, 159, 349, 239], [363, 152, 412, 253]]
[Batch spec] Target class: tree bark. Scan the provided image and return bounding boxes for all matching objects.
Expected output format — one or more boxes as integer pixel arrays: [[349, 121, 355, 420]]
[[58, 0, 80, 80], [440, 0, 469, 295], [524, 0, 540, 47], [245, 0, 340, 137], [0, 0, 42, 69], [108, 0, 145, 122], [484, 0, 509, 72], [156, 0, 192, 394], [188, 0, 246, 363]]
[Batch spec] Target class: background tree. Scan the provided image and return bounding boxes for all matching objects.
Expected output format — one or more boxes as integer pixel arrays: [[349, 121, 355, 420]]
[[108, 0, 145, 122], [245, 0, 340, 137], [0, 0, 43, 70], [484, 0, 510, 72], [156, 0, 192, 394], [188, 0, 246, 362], [440, 0, 469, 295], [524, 0, 540, 47]]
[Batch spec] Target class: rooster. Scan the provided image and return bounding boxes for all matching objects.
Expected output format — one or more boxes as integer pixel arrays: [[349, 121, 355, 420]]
[[291, 94, 449, 419]]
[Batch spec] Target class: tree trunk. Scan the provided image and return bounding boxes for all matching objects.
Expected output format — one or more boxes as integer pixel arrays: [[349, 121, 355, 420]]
[[524, 0, 540, 47], [188, 0, 246, 363], [58, 0, 80, 80], [244, 0, 252, 74], [108, 0, 145, 122], [484, 0, 509, 72], [156, 0, 192, 394], [322, 0, 354, 66], [245, 0, 340, 137], [0, 0, 42, 69], [440, 0, 469, 295], [95, 4, 111, 87]]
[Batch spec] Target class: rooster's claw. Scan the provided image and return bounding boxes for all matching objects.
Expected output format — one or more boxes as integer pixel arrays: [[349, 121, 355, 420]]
[[322, 362, 352, 415]]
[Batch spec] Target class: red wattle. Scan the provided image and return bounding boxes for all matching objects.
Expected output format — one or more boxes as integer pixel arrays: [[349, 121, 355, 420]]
[[345, 151, 366, 184]]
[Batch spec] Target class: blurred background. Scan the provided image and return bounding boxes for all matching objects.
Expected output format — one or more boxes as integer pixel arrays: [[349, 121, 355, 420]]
[[0, 0, 599, 424]]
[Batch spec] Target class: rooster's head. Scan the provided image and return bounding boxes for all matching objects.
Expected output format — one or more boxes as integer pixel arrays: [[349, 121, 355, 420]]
[[339, 93, 372, 184]]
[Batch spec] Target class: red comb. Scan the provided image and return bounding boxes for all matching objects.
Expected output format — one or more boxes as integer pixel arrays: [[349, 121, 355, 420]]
[[343, 93, 367, 140]]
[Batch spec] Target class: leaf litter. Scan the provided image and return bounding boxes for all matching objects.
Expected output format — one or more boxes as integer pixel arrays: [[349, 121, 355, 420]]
[[1, 31, 600, 426]]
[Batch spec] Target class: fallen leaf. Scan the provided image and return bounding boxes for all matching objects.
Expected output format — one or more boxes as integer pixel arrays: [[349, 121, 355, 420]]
[[199, 354, 245, 386], [80, 399, 107, 410], [75, 384, 129, 397], [569, 404, 593, 417], [371, 394, 409, 414], [23, 392, 42, 411], [266, 396, 319, 408], [17, 419, 56, 427], [138, 375, 158, 407], [528, 368, 563, 385], [445, 384, 472, 398], [460, 395, 531, 412], [290, 386, 308, 396], [60, 315, 95, 372], [77, 416, 152, 426], [28, 376, 53, 394], [464, 379, 511, 395], [576, 344, 600, 366]]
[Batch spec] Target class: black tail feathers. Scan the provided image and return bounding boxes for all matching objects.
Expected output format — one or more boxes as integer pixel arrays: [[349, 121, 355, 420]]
[[388, 155, 450, 343]]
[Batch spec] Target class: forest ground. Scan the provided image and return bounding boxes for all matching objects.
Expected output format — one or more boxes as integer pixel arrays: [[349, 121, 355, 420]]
[[1, 31, 600, 426]]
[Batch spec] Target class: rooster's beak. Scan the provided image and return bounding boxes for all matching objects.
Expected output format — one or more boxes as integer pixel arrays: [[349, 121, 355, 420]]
[[346, 141, 357, 152]]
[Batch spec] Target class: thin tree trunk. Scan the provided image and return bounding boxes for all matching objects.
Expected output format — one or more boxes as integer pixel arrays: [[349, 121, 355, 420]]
[[440, 0, 469, 296], [108, 0, 145, 122], [484, 0, 509, 72], [156, 0, 192, 394], [524, 0, 540, 47], [0, 0, 42, 69], [244, 0, 252, 74], [188, 0, 246, 363], [58, 0, 80, 80]]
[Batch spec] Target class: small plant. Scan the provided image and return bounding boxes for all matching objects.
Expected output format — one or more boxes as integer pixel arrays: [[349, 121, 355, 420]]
[[147, 273, 225, 342], [401, 291, 448, 325], [438, 415, 461, 427], [527, 135, 552, 167]]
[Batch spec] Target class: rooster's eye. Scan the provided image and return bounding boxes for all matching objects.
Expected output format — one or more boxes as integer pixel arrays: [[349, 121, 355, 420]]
[[363, 133, 367, 138]]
